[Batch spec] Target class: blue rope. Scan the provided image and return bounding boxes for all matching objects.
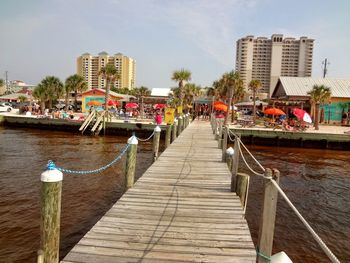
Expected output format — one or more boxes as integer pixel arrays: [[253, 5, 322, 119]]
[[256, 247, 271, 262], [47, 144, 130, 174]]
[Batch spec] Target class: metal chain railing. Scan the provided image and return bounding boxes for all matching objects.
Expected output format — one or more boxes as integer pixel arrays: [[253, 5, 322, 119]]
[[47, 143, 130, 174]]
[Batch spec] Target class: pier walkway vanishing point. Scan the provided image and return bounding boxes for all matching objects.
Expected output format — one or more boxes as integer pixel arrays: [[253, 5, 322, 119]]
[[61, 120, 256, 263]]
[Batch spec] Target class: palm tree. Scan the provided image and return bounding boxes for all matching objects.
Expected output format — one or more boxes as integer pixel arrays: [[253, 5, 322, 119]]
[[171, 69, 192, 113], [248, 79, 262, 123], [133, 86, 151, 118], [65, 74, 87, 111], [0, 79, 4, 87], [37, 76, 64, 109], [99, 64, 120, 110], [183, 83, 202, 112], [33, 83, 48, 111], [18, 95, 28, 103], [308, 85, 332, 130]]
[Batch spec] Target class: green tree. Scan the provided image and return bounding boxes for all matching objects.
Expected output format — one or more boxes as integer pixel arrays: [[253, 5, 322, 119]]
[[307, 85, 332, 130], [65, 74, 87, 111], [133, 86, 151, 118], [171, 69, 192, 112], [33, 83, 48, 111], [36, 76, 64, 109], [183, 83, 202, 112], [248, 79, 262, 123], [99, 64, 120, 110], [0, 79, 4, 87], [18, 95, 28, 103]]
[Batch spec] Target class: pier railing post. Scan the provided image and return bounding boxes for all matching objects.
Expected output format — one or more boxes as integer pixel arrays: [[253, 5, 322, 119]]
[[221, 125, 228, 160], [213, 117, 217, 135], [152, 126, 161, 162], [172, 119, 178, 142], [218, 121, 223, 148], [257, 168, 280, 263], [226, 147, 234, 171], [126, 135, 138, 189], [40, 164, 63, 263], [235, 173, 250, 212], [165, 124, 171, 148], [231, 133, 241, 192], [177, 116, 183, 136]]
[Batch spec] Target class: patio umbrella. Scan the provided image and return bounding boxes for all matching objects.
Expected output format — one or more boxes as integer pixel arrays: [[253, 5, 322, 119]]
[[214, 103, 228, 112], [102, 100, 119, 106], [264, 108, 286, 116], [293, 108, 312, 123], [153, 103, 166, 109], [214, 101, 226, 106], [87, 100, 102, 106], [125, 102, 138, 109]]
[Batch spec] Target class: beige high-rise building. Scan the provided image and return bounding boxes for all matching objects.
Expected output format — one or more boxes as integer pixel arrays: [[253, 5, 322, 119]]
[[77, 52, 136, 90], [235, 34, 314, 97]]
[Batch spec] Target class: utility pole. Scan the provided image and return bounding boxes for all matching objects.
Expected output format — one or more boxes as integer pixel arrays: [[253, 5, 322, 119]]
[[5, 71, 9, 94], [322, 58, 330, 78]]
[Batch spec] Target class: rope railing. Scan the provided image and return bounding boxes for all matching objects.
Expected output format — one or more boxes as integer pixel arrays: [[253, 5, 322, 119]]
[[135, 130, 156, 142], [47, 143, 130, 174], [230, 130, 341, 263]]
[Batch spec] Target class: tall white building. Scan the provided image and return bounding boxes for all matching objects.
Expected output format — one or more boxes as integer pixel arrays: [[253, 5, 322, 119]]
[[235, 34, 314, 97], [77, 52, 136, 90]]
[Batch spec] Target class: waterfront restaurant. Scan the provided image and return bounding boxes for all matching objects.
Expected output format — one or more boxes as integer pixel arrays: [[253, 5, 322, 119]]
[[271, 77, 350, 124], [81, 88, 135, 112]]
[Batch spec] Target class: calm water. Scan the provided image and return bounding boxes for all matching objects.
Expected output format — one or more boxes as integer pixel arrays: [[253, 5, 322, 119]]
[[0, 127, 349, 263]]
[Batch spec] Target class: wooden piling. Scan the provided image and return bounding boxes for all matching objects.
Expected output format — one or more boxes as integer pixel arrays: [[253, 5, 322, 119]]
[[177, 117, 183, 136], [257, 168, 280, 263], [218, 120, 223, 148], [221, 126, 228, 160], [235, 173, 250, 211], [172, 119, 178, 142], [226, 147, 234, 171], [125, 136, 138, 189], [40, 167, 63, 263], [165, 124, 171, 148], [152, 126, 161, 162], [231, 133, 241, 192]]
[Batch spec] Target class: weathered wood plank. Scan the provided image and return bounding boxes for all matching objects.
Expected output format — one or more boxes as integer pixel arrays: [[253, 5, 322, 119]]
[[61, 121, 255, 263]]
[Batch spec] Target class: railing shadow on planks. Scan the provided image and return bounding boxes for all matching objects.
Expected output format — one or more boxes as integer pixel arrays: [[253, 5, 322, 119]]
[[37, 113, 192, 263], [211, 114, 341, 263]]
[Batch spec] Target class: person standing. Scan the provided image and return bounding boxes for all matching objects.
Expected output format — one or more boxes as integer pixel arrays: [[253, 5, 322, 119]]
[[154, 110, 162, 125]]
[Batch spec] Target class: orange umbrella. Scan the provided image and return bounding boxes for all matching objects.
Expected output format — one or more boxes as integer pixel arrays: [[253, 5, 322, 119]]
[[214, 101, 226, 106], [87, 100, 102, 106], [214, 103, 228, 112], [264, 108, 286, 116]]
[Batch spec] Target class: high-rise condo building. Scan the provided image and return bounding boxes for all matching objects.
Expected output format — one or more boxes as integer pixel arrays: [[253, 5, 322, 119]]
[[77, 52, 136, 90], [235, 34, 314, 97]]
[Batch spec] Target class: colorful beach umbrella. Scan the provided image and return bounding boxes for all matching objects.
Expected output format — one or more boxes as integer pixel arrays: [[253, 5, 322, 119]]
[[153, 103, 166, 109], [125, 102, 138, 109], [293, 108, 312, 123], [264, 108, 286, 116], [102, 100, 119, 106], [214, 103, 228, 112]]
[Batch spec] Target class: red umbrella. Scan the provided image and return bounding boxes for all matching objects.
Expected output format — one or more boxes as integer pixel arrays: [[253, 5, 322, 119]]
[[264, 108, 286, 116], [153, 103, 166, 109], [125, 102, 138, 109], [102, 100, 119, 106], [293, 108, 312, 123]]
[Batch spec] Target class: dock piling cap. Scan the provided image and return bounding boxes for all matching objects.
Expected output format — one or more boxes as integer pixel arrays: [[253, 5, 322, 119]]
[[41, 169, 63, 182], [128, 136, 138, 145], [154, 126, 161, 132], [271, 251, 293, 263], [226, 147, 234, 155]]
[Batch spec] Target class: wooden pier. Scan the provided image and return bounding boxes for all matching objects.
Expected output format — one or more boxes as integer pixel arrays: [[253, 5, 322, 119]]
[[61, 120, 256, 263]]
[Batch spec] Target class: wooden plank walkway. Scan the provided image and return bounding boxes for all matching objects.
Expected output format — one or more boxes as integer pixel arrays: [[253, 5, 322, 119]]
[[61, 120, 256, 263]]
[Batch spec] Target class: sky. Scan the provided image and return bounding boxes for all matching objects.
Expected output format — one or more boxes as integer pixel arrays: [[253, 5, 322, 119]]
[[0, 0, 349, 89]]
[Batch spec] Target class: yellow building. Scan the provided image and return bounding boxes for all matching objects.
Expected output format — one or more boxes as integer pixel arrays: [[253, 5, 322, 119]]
[[77, 52, 136, 90]]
